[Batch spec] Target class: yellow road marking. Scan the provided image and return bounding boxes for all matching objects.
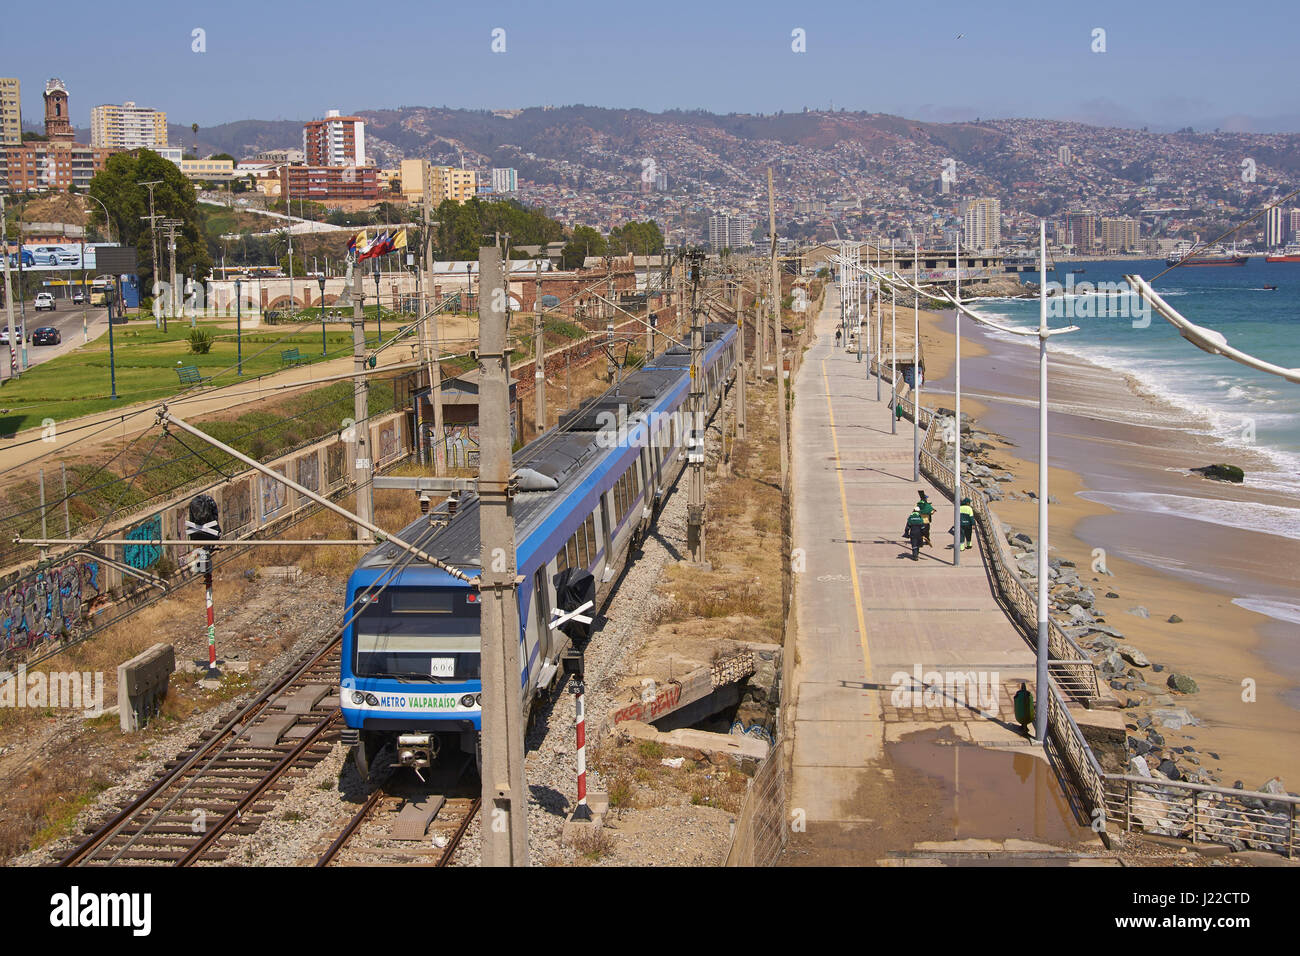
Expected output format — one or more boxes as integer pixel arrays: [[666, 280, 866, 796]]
[[820, 360, 872, 676]]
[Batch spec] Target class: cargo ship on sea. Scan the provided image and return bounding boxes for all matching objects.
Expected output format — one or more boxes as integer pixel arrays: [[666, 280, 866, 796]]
[[1165, 241, 1249, 267], [1265, 241, 1300, 263], [1170, 240, 1248, 267]]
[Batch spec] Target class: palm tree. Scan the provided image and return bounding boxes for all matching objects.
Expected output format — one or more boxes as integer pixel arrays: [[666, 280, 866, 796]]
[[191, 123, 199, 154]]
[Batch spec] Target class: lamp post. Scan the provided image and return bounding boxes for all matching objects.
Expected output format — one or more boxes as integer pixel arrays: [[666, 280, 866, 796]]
[[106, 283, 119, 400], [235, 277, 243, 376], [912, 230, 921, 481], [890, 282, 897, 434], [317, 274, 327, 356], [1034, 219, 1050, 744], [953, 232, 962, 566]]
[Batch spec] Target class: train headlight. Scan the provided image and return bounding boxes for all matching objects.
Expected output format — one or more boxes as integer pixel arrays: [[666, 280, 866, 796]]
[[351, 691, 365, 705], [365, 693, 379, 707], [460, 694, 475, 708], [474, 693, 482, 706]]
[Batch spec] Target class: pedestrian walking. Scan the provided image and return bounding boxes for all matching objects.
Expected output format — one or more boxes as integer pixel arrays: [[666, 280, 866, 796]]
[[916, 490, 935, 547], [960, 497, 975, 551], [902, 508, 927, 561], [835, 327, 842, 348]]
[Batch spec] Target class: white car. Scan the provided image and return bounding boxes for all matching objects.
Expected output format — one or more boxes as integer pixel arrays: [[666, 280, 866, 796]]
[[34, 292, 55, 311]]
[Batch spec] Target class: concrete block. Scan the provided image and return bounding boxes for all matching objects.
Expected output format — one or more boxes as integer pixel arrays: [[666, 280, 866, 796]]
[[117, 643, 175, 733]]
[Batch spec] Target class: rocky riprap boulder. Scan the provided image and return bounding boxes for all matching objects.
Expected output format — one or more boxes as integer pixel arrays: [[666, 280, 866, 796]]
[[1191, 463, 1244, 483]]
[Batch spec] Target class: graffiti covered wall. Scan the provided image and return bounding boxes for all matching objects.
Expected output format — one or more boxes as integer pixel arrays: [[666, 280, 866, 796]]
[[0, 555, 103, 662]]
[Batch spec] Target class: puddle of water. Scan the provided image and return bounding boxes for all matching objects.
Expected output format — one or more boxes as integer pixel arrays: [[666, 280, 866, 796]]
[[885, 726, 1093, 844]]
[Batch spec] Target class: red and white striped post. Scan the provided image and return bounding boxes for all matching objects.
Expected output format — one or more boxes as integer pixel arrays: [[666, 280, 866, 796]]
[[205, 562, 216, 672], [570, 676, 592, 820]]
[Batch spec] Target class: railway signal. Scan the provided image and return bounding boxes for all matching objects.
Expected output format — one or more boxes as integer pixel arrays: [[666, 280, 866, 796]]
[[562, 648, 590, 822], [186, 494, 222, 680]]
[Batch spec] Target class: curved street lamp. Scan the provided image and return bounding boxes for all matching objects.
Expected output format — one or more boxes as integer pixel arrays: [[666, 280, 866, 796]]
[[1124, 273, 1300, 383]]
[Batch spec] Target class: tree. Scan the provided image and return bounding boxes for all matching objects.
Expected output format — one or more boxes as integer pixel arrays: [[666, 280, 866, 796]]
[[432, 197, 565, 260], [191, 123, 199, 153], [279, 253, 306, 277], [88, 148, 212, 290], [561, 226, 606, 269], [607, 220, 664, 257]]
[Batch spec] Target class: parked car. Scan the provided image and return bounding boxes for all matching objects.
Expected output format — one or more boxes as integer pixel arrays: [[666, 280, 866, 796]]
[[31, 326, 61, 346], [6, 249, 35, 268], [34, 292, 55, 311]]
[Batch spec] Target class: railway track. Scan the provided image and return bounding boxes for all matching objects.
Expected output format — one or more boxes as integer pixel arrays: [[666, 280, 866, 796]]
[[316, 769, 479, 867], [59, 638, 344, 866]]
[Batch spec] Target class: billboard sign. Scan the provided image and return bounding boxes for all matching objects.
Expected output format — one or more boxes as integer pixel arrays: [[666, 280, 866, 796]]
[[3, 243, 127, 272]]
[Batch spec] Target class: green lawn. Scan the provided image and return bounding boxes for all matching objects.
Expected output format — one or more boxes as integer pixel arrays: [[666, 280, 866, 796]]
[[0, 316, 413, 435]]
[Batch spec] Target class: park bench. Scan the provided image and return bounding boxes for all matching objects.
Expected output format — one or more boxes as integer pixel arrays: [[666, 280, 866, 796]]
[[175, 365, 211, 386], [281, 347, 304, 366]]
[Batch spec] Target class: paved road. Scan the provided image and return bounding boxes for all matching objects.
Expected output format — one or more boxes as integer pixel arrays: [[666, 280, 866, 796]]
[[785, 286, 1100, 865], [2, 297, 111, 374]]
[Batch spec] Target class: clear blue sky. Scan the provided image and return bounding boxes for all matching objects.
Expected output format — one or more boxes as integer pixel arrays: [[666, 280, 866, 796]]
[[4, 0, 1298, 132]]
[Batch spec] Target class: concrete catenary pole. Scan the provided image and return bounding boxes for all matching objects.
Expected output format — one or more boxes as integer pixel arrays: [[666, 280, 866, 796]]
[[1035, 219, 1050, 744], [534, 260, 546, 433], [686, 253, 706, 565], [768, 169, 788, 490], [734, 277, 746, 439], [476, 245, 530, 867], [351, 258, 373, 542]]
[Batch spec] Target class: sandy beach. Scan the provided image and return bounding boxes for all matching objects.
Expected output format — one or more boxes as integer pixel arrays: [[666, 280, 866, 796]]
[[901, 303, 1300, 790]]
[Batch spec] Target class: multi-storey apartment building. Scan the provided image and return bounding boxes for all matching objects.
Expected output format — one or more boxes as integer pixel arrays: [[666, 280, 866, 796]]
[[707, 213, 756, 251], [0, 78, 115, 191], [400, 158, 432, 204], [0, 78, 20, 146], [303, 110, 366, 167], [90, 101, 168, 149], [1100, 217, 1141, 252], [962, 197, 1002, 251], [430, 165, 478, 203], [280, 164, 379, 203], [491, 167, 518, 194]]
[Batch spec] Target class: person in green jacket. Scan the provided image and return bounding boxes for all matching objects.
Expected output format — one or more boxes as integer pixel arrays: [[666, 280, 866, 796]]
[[960, 497, 975, 550], [902, 508, 927, 560], [916, 491, 935, 547]]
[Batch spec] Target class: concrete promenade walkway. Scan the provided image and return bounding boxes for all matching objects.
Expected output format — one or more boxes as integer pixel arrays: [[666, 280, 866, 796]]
[[785, 289, 1102, 865]]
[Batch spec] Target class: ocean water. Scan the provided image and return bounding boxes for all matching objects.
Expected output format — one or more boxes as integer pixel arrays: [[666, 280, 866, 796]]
[[965, 258, 1300, 501]]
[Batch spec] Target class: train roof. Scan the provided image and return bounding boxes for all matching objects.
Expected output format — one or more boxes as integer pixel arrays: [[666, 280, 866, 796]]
[[353, 323, 736, 575]]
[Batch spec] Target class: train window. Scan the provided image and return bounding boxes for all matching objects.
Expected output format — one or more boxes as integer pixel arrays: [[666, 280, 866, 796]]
[[390, 590, 456, 614]]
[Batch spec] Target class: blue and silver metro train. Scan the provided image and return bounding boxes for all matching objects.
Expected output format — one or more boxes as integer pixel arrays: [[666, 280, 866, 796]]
[[340, 321, 740, 777]]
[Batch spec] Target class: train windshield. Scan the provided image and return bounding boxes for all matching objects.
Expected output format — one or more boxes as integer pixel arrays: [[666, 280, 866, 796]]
[[352, 586, 481, 681]]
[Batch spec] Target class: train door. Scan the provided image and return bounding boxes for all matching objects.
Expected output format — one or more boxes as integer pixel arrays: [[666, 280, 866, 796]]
[[534, 566, 554, 663]]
